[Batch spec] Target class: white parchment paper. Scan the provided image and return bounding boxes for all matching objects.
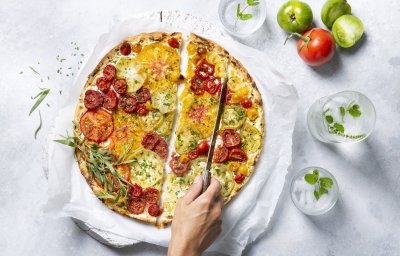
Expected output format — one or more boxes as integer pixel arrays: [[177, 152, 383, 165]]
[[46, 16, 298, 256]]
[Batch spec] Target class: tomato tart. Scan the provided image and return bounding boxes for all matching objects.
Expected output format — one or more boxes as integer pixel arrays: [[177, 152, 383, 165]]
[[72, 32, 264, 227]]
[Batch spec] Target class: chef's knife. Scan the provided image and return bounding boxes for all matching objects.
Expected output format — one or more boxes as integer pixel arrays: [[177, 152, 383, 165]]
[[202, 78, 228, 193]]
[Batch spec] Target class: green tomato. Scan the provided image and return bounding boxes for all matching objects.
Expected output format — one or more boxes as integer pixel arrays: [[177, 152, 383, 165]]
[[277, 0, 313, 33], [321, 0, 352, 28], [332, 15, 364, 48]]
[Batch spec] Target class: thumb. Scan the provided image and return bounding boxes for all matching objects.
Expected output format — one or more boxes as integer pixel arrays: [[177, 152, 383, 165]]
[[183, 176, 203, 204]]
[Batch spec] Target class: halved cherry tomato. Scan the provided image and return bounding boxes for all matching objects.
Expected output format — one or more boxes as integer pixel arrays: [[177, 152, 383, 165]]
[[103, 90, 118, 110], [129, 184, 143, 198], [136, 87, 151, 103], [137, 103, 148, 116], [127, 197, 146, 214], [96, 77, 112, 92], [190, 76, 205, 95], [103, 64, 116, 81], [188, 150, 199, 160], [234, 173, 245, 184], [213, 146, 229, 163], [196, 141, 210, 155], [197, 47, 207, 55], [229, 148, 248, 162], [79, 109, 113, 143], [112, 78, 128, 95], [148, 204, 163, 217], [84, 90, 104, 110], [144, 187, 160, 204], [198, 60, 214, 76], [119, 94, 137, 113], [169, 154, 190, 175], [167, 38, 180, 48], [131, 43, 142, 53], [120, 42, 132, 56], [204, 77, 222, 95], [142, 132, 160, 150], [241, 98, 252, 108], [296, 28, 336, 67], [221, 129, 241, 149], [195, 68, 210, 80]]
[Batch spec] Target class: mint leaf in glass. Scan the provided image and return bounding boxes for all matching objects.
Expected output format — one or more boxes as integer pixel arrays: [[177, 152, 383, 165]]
[[320, 177, 334, 189], [314, 190, 320, 200], [348, 104, 362, 118], [305, 173, 318, 185], [325, 115, 334, 124], [333, 123, 345, 133]]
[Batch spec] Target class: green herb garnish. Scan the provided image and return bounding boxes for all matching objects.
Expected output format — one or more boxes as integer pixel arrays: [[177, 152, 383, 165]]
[[304, 169, 334, 200], [236, 0, 259, 22], [34, 111, 42, 139], [55, 133, 136, 204], [29, 88, 50, 116], [348, 104, 362, 118]]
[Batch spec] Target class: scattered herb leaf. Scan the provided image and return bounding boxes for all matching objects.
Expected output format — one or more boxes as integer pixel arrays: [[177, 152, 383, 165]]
[[29, 88, 50, 116], [34, 111, 42, 139], [29, 66, 40, 75]]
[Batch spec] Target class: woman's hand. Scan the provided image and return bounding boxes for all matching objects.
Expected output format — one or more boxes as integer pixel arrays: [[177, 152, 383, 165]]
[[168, 176, 223, 256]]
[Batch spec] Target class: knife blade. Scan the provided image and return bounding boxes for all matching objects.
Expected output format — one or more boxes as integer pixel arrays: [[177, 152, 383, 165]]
[[202, 78, 228, 193]]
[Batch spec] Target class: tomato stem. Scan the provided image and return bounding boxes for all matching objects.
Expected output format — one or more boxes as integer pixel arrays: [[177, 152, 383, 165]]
[[284, 32, 310, 45]]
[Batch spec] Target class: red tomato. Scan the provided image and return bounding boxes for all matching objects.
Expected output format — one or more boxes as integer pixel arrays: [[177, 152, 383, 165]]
[[167, 38, 180, 48], [196, 141, 210, 155], [137, 104, 148, 116], [144, 187, 160, 204], [213, 146, 229, 163], [241, 99, 252, 108], [148, 204, 163, 217], [129, 184, 143, 198], [204, 77, 221, 95], [188, 150, 199, 160], [120, 42, 131, 56], [79, 109, 113, 143], [234, 173, 245, 184], [127, 197, 146, 214], [296, 28, 336, 66]]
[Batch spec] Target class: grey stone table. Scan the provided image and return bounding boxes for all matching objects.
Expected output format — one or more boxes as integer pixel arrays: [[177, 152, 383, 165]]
[[1, 0, 399, 255]]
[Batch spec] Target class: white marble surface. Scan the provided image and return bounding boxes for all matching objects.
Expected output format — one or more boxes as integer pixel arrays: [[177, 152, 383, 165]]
[[1, 0, 399, 255]]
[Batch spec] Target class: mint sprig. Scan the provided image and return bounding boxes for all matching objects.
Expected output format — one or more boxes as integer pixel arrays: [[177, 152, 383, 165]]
[[236, 0, 260, 22], [304, 169, 334, 200]]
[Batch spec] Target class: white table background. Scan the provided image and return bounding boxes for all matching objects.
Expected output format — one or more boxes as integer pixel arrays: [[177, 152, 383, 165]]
[[1, 0, 399, 255]]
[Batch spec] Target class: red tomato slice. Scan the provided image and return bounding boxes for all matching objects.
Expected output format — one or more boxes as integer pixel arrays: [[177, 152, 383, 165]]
[[221, 129, 241, 149], [84, 90, 104, 110], [120, 42, 132, 56], [129, 183, 143, 198], [103, 64, 116, 81], [188, 150, 199, 160], [213, 146, 229, 163], [196, 141, 210, 155], [234, 173, 245, 184], [229, 148, 248, 162], [103, 90, 118, 110], [127, 197, 146, 214], [198, 60, 215, 76], [167, 38, 180, 48], [204, 77, 222, 95], [144, 187, 160, 204], [148, 204, 163, 217], [169, 155, 191, 175], [79, 109, 113, 143]]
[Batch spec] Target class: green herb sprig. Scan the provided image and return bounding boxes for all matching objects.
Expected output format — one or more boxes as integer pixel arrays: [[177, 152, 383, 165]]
[[236, 0, 260, 22], [29, 88, 50, 116], [304, 169, 334, 200], [55, 133, 138, 204]]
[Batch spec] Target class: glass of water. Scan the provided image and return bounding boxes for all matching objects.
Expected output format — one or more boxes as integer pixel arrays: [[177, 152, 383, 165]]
[[290, 166, 339, 215], [218, 0, 267, 37], [307, 91, 376, 143]]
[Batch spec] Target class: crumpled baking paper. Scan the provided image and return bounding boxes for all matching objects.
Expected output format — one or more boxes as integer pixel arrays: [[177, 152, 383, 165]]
[[45, 16, 298, 256]]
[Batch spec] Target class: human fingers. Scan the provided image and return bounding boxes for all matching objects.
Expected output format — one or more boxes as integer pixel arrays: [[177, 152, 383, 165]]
[[203, 177, 222, 200], [182, 176, 203, 204]]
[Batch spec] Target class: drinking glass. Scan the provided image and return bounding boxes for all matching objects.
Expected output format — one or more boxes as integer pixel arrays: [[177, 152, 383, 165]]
[[307, 91, 376, 143], [290, 167, 339, 215], [218, 0, 267, 37]]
